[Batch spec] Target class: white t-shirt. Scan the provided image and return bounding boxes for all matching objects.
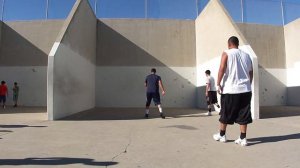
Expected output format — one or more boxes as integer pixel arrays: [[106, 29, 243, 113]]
[[222, 48, 253, 94], [206, 76, 216, 91]]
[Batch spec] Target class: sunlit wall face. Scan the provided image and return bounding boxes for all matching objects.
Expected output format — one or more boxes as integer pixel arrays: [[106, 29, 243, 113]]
[[0, 0, 299, 25]]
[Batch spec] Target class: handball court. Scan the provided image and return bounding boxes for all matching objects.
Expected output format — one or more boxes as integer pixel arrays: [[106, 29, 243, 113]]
[[0, 106, 300, 167]]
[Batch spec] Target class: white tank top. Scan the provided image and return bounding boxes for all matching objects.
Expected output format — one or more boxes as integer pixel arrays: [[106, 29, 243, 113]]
[[222, 48, 253, 94]]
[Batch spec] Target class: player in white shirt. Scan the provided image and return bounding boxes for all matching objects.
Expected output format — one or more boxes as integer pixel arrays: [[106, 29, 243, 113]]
[[213, 36, 253, 147], [205, 70, 220, 116]]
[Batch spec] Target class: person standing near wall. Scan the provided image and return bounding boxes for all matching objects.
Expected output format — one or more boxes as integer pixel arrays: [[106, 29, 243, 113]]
[[13, 82, 19, 107], [0, 81, 8, 109], [213, 36, 253, 146], [145, 68, 166, 119], [205, 70, 220, 116]]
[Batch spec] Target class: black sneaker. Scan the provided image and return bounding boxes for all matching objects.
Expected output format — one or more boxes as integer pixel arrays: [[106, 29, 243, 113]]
[[160, 113, 166, 119], [145, 114, 149, 119]]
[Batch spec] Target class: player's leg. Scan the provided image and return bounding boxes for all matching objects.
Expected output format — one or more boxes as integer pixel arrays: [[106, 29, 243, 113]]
[[214, 94, 236, 142], [13, 95, 17, 107], [153, 93, 165, 119], [235, 92, 252, 146], [145, 93, 152, 118], [0, 96, 3, 107], [206, 92, 212, 116], [3, 96, 6, 109]]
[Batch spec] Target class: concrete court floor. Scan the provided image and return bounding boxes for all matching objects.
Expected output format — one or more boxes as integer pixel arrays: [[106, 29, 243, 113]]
[[0, 106, 299, 168]]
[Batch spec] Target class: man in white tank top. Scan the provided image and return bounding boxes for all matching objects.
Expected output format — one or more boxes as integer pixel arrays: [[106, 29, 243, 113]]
[[213, 36, 253, 147]]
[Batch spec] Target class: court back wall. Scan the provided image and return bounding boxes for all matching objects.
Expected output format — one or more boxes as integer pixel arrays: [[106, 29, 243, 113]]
[[96, 19, 197, 107]]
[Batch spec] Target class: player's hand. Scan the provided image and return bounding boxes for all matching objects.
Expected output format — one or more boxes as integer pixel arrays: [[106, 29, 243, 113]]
[[217, 85, 223, 94], [162, 90, 166, 96], [205, 92, 208, 97]]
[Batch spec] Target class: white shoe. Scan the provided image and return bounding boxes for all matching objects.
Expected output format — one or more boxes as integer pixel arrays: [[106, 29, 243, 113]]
[[207, 112, 212, 116], [235, 138, 248, 146], [213, 133, 227, 142]]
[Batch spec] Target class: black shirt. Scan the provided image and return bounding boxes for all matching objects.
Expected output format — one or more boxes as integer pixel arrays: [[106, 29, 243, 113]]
[[145, 74, 161, 93]]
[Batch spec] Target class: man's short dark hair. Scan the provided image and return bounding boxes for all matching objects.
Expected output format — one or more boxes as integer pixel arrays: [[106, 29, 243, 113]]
[[1, 81, 5, 84], [14, 82, 18, 85], [151, 68, 156, 73], [228, 36, 239, 46], [205, 70, 211, 75]]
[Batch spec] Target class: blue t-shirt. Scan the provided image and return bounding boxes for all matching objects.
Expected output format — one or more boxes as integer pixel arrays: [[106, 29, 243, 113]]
[[145, 74, 161, 93]]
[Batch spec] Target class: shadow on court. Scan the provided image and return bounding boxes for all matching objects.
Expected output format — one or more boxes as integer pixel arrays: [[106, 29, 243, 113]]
[[61, 108, 207, 121], [260, 106, 300, 119], [0, 157, 118, 166], [160, 125, 198, 130], [248, 133, 300, 146], [0, 125, 47, 129]]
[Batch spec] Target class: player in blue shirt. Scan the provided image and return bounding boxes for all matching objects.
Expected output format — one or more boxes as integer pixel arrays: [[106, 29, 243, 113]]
[[145, 68, 166, 119]]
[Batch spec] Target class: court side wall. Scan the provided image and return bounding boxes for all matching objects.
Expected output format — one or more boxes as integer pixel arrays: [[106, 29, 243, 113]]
[[195, 0, 259, 119], [284, 18, 300, 106], [48, 0, 97, 120], [97, 19, 197, 107], [0, 20, 63, 106], [237, 23, 287, 106]]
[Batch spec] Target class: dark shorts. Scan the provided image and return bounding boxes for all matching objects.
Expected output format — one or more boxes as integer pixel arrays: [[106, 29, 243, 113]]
[[146, 92, 161, 106], [13, 94, 18, 101], [206, 91, 218, 105], [219, 92, 252, 125], [0, 95, 6, 103]]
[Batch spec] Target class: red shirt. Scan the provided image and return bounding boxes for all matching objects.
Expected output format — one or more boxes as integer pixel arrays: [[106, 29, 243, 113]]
[[0, 85, 8, 96]]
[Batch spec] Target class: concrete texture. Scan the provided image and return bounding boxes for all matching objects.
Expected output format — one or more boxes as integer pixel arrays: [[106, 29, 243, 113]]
[[96, 67, 196, 107], [195, 0, 247, 65], [287, 86, 300, 106], [284, 18, 300, 69], [284, 19, 300, 105], [47, 0, 97, 120], [195, 0, 259, 119], [96, 19, 197, 108], [259, 68, 287, 106], [0, 67, 47, 106], [0, 107, 300, 168], [237, 23, 286, 69], [0, 20, 63, 107], [284, 19, 300, 87], [0, 20, 64, 66], [97, 19, 196, 67]]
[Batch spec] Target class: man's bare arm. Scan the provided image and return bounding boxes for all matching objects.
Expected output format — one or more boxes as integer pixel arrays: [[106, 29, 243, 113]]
[[217, 52, 228, 93], [159, 80, 166, 95], [249, 70, 253, 85], [206, 83, 210, 96]]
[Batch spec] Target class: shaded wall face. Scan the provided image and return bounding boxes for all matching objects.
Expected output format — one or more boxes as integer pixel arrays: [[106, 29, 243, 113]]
[[237, 23, 287, 106], [48, 0, 97, 120], [0, 20, 63, 106], [96, 19, 197, 107], [0, 21, 64, 66], [284, 19, 300, 106]]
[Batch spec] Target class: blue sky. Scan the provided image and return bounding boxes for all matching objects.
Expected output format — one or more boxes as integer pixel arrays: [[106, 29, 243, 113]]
[[0, 0, 300, 25]]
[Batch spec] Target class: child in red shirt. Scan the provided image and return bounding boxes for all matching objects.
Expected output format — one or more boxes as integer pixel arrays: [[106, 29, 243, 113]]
[[0, 81, 8, 109]]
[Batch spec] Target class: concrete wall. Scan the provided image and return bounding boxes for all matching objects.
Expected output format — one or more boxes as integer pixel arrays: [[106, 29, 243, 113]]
[[0, 20, 64, 66], [237, 23, 286, 69], [195, 0, 259, 119], [284, 18, 300, 106], [97, 19, 197, 107], [237, 23, 287, 106], [0, 20, 63, 106], [48, 0, 97, 120]]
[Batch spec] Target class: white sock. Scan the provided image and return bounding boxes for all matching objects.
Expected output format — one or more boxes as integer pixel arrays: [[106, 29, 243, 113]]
[[158, 105, 163, 113], [145, 109, 149, 114]]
